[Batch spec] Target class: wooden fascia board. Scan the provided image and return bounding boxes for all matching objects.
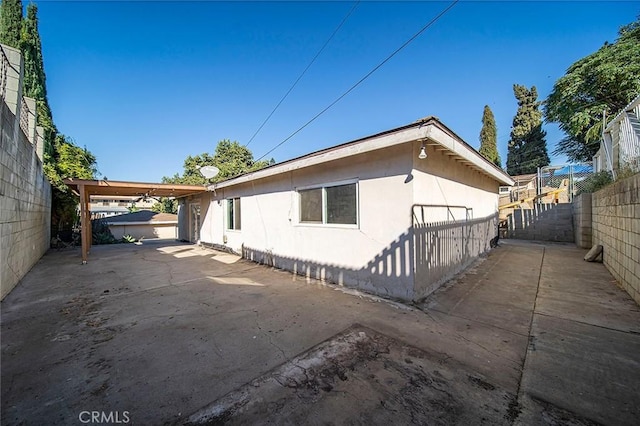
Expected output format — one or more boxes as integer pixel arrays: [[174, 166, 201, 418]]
[[209, 125, 431, 190]]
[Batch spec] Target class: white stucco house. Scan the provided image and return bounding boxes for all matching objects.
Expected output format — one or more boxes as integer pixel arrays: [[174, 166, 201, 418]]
[[178, 117, 513, 302]]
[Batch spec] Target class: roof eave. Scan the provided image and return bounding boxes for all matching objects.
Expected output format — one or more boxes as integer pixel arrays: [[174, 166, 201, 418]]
[[208, 118, 513, 190]]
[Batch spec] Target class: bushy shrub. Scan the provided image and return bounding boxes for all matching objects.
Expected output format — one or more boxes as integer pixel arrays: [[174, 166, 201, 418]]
[[91, 219, 118, 244], [577, 171, 613, 194]]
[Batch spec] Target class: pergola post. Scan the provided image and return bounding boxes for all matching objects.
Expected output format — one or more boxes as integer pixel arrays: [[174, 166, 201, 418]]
[[87, 189, 92, 252], [79, 184, 89, 264], [62, 179, 206, 262]]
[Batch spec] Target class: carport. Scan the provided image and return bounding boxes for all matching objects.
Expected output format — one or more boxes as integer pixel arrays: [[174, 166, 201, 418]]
[[63, 178, 206, 263]]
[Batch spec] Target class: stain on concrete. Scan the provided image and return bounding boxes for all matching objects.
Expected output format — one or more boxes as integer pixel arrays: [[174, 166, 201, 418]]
[[185, 325, 513, 425]]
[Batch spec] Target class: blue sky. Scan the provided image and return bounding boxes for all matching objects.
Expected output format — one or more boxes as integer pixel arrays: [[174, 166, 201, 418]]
[[33, 0, 639, 182]]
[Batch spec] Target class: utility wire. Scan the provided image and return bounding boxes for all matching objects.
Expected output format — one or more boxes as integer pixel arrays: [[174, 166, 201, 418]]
[[245, 1, 361, 148], [255, 0, 460, 162]]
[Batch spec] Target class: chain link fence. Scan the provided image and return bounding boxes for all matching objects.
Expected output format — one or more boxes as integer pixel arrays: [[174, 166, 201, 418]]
[[537, 163, 594, 203]]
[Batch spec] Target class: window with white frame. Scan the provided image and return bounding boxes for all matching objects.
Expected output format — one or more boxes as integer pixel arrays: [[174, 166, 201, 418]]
[[227, 198, 241, 230], [299, 182, 358, 225]]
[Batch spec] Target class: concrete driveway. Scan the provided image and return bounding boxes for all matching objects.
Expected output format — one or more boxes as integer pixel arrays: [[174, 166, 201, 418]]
[[2, 240, 639, 425]]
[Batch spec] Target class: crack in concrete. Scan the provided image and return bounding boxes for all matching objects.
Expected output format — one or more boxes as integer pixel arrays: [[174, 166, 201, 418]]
[[140, 252, 175, 284], [534, 311, 640, 335], [420, 306, 521, 368], [428, 307, 530, 338], [254, 310, 288, 362], [510, 246, 545, 424]]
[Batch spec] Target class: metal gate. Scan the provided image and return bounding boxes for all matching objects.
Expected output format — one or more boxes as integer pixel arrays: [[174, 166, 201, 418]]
[[537, 163, 594, 202]]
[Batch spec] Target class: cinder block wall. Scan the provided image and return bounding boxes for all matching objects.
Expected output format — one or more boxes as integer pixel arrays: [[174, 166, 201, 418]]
[[572, 193, 592, 249], [592, 173, 640, 305], [1, 45, 52, 300], [507, 203, 574, 242]]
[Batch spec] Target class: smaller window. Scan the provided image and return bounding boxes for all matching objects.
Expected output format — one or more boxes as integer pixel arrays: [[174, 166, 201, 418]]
[[227, 198, 241, 230], [326, 183, 357, 225], [299, 188, 323, 223]]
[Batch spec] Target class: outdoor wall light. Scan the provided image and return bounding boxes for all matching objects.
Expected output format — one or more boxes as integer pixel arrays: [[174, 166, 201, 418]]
[[418, 143, 428, 160]]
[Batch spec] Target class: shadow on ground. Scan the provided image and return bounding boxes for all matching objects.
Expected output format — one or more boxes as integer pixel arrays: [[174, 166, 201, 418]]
[[1, 240, 639, 425]]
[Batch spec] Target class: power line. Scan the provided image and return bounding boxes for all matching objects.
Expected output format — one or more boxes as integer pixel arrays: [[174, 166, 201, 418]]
[[245, 1, 361, 148], [255, 0, 460, 162]]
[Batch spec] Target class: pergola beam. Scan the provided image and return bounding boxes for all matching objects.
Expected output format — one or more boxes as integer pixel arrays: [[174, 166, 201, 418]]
[[64, 179, 207, 264]]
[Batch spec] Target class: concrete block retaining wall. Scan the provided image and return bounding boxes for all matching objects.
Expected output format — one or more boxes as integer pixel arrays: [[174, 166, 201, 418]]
[[591, 173, 640, 305], [572, 193, 592, 249], [1, 44, 51, 300], [507, 203, 574, 242]]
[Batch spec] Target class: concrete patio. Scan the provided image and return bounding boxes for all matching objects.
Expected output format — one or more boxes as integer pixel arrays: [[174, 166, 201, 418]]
[[1, 240, 639, 425]]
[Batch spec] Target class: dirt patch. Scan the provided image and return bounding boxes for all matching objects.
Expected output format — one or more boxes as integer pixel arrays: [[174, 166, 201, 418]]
[[60, 296, 99, 318], [532, 397, 602, 426], [185, 325, 513, 425]]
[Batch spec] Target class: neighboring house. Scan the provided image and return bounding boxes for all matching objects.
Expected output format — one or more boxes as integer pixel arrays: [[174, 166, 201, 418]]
[[103, 210, 178, 240], [594, 93, 640, 177], [90, 195, 157, 218], [178, 116, 513, 302], [499, 173, 538, 204]]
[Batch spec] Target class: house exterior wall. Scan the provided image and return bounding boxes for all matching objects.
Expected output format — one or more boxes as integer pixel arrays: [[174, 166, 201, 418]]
[[191, 139, 503, 301], [90, 196, 156, 219], [1, 45, 51, 300], [178, 193, 209, 243], [411, 140, 500, 299], [202, 144, 416, 300], [177, 201, 188, 241], [108, 223, 177, 240], [412, 141, 500, 220]]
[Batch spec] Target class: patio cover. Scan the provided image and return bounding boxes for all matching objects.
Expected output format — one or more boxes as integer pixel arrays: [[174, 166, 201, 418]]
[[63, 179, 206, 263]]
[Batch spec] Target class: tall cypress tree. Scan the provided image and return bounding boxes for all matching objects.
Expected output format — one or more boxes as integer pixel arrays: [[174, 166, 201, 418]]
[[21, 4, 46, 100], [0, 0, 22, 48], [20, 3, 56, 158], [478, 105, 501, 167], [506, 84, 550, 175]]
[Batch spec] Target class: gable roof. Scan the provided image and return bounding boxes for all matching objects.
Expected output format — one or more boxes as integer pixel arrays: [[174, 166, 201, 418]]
[[206, 116, 514, 191]]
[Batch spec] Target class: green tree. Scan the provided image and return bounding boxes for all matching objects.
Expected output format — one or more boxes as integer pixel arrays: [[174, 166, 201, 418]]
[[45, 135, 98, 236], [545, 17, 640, 162], [0, 0, 22, 48], [19, 3, 55, 158], [3, 3, 99, 238], [152, 197, 178, 214], [506, 84, 550, 175], [478, 105, 501, 167], [163, 139, 274, 185]]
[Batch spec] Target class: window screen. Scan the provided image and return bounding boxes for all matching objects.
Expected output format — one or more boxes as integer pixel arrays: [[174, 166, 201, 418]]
[[299, 188, 323, 223], [326, 183, 357, 224]]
